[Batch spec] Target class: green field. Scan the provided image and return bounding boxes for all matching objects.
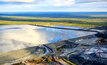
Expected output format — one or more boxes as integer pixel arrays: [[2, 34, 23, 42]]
[[0, 16, 107, 28]]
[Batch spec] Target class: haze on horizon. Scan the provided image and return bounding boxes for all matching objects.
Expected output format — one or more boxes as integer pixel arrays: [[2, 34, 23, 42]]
[[0, 0, 107, 12]]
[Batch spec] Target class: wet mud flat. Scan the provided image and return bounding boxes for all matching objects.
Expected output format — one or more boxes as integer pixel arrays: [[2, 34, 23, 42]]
[[0, 46, 46, 65]]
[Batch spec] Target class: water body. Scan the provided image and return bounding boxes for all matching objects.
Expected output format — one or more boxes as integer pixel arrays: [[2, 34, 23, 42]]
[[0, 12, 107, 18], [0, 25, 96, 53]]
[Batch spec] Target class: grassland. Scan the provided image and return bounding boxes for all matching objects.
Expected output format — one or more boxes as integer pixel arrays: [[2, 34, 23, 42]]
[[0, 15, 107, 28]]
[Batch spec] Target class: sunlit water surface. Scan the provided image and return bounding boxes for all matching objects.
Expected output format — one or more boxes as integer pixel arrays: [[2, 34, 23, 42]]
[[0, 25, 96, 53]]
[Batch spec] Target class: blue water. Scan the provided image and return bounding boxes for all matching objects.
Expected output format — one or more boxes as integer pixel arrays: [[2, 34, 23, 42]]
[[35, 25, 96, 43], [0, 25, 97, 53], [0, 12, 107, 18]]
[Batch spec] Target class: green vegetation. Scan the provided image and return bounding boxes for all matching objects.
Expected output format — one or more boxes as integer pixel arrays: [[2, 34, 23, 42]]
[[0, 15, 107, 28], [57, 45, 65, 51]]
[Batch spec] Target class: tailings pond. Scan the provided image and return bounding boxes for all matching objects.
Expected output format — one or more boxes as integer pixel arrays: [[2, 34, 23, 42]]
[[0, 25, 97, 53]]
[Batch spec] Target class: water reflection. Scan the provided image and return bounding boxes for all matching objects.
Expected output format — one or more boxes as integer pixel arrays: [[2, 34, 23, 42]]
[[0, 25, 96, 53], [37, 26, 96, 43], [0, 27, 21, 31]]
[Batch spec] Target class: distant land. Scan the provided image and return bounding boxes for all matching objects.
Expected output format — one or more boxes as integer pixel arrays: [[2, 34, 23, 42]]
[[0, 12, 107, 28]]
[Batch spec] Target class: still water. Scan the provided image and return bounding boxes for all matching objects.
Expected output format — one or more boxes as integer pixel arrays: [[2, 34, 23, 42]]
[[0, 25, 96, 53]]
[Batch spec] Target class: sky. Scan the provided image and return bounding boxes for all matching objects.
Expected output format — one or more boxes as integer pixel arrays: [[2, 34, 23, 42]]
[[0, 0, 107, 12]]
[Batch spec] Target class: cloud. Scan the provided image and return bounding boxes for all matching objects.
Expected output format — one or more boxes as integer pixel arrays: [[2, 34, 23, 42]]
[[76, 0, 107, 3], [67, 1, 107, 11], [0, 0, 75, 7], [54, 0, 75, 6], [79, 2, 107, 8], [0, 0, 35, 3], [0, 0, 107, 12]]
